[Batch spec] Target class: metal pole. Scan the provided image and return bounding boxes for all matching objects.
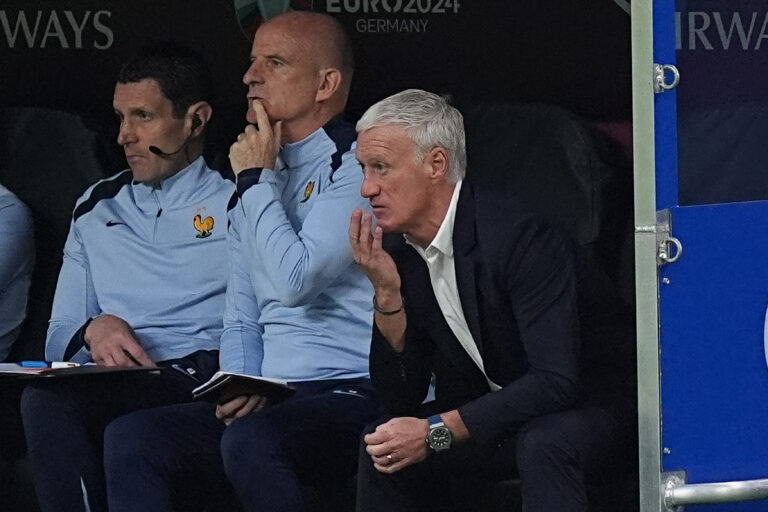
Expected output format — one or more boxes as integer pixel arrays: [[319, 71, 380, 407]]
[[666, 478, 768, 507], [631, 1, 664, 511]]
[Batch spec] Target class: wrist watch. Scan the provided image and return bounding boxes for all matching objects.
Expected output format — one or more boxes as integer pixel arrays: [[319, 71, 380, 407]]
[[426, 414, 452, 452]]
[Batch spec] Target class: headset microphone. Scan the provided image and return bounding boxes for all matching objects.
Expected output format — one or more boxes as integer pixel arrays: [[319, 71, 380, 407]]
[[149, 115, 202, 157]]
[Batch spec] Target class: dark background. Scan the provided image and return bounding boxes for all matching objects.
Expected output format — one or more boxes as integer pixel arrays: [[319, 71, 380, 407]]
[[0, 0, 633, 362], [0, 1, 633, 139]]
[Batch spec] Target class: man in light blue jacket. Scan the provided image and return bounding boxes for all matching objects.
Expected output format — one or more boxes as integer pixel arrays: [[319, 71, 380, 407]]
[[20, 44, 234, 512]]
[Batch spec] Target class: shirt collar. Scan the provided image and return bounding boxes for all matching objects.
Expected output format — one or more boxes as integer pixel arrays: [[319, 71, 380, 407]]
[[405, 179, 463, 259], [132, 156, 208, 213], [280, 126, 329, 170]]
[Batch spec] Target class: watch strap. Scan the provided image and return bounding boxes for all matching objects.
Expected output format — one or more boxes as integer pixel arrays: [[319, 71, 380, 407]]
[[428, 414, 445, 428]]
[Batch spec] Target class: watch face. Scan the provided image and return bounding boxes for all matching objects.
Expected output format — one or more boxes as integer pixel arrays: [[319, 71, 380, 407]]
[[429, 426, 452, 451]]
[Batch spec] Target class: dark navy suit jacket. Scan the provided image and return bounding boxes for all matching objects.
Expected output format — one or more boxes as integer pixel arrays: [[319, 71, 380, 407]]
[[369, 180, 635, 446]]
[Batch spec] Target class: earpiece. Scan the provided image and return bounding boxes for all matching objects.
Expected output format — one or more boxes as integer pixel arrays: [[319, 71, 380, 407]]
[[149, 114, 203, 157]]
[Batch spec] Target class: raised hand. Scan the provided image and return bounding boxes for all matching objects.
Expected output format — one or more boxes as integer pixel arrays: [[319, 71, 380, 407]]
[[349, 208, 401, 297], [229, 100, 283, 175]]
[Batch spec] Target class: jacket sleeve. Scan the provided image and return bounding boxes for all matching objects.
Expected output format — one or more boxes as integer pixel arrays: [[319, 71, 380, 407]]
[[0, 199, 33, 289], [219, 197, 265, 375], [236, 152, 371, 307], [457, 219, 582, 445], [0, 197, 34, 360], [369, 318, 435, 416], [45, 220, 99, 362]]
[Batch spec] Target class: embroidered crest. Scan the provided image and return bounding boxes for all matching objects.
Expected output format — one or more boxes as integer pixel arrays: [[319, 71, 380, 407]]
[[300, 181, 315, 203], [193, 214, 214, 238]]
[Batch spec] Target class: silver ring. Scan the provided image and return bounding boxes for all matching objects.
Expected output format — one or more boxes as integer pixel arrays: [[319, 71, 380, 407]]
[[386, 454, 392, 463]]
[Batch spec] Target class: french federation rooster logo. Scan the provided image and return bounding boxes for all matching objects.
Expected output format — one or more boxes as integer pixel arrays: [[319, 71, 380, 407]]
[[300, 181, 315, 203], [193, 214, 215, 238]]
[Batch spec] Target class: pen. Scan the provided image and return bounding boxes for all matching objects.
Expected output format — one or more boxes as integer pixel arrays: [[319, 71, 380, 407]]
[[20, 361, 48, 368], [123, 350, 143, 367], [51, 362, 80, 369], [19, 361, 80, 369]]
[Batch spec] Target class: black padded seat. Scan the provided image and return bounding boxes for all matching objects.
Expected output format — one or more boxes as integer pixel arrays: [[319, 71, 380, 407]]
[[463, 102, 634, 305]]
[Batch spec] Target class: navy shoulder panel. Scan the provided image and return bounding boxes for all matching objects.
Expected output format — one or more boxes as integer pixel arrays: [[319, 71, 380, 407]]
[[226, 189, 240, 212], [322, 115, 357, 182], [73, 170, 133, 222], [226, 189, 239, 229]]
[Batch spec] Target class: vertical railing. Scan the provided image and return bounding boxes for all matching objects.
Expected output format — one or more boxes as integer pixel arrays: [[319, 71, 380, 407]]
[[631, 1, 664, 511]]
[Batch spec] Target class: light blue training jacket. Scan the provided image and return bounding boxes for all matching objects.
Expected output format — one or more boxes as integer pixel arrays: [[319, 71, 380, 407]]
[[47, 157, 235, 363], [0, 184, 34, 361], [221, 117, 374, 381]]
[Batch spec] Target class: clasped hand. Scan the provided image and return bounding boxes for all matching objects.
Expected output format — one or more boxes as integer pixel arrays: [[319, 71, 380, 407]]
[[364, 417, 431, 474]]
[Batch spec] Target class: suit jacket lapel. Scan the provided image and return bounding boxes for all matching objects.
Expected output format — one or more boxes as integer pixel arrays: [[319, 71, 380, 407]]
[[452, 182, 484, 356], [398, 237, 480, 379]]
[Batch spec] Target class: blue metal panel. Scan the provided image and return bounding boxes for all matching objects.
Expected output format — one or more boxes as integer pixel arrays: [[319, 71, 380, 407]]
[[660, 201, 768, 511], [653, 0, 679, 209]]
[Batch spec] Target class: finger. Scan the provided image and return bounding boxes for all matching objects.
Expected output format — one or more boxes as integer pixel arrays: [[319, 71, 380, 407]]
[[368, 418, 402, 441], [364, 428, 389, 446], [372, 225, 384, 252], [216, 395, 250, 419], [359, 212, 373, 250], [112, 349, 137, 367], [360, 212, 373, 240], [366, 443, 395, 459], [273, 120, 282, 146], [349, 209, 363, 242], [101, 352, 119, 367], [251, 101, 272, 138], [215, 404, 227, 421], [234, 394, 262, 419], [252, 395, 269, 413], [134, 347, 154, 367], [237, 132, 245, 142], [244, 123, 259, 138], [123, 342, 153, 367], [349, 210, 364, 255], [371, 452, 396, 466]]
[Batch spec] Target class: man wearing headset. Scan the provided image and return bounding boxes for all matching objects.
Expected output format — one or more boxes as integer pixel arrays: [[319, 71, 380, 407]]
[[20, 43, 234, 512]]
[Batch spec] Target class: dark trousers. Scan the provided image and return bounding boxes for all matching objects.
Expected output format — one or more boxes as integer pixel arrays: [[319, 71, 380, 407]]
[[0, 380, 34, 510], [356, 404, 632, 512], [105, 378, 381, 512], [0, 380, 26, 462], [20, 351, 218, 512]]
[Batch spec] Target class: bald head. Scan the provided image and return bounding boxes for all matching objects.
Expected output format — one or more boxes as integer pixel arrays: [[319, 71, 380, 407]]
[[261, 11, 354, 97], [243, 11, 355, 141]]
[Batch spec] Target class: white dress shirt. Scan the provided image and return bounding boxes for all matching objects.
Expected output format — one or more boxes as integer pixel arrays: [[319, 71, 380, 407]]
[[406, 180, 501, 391]]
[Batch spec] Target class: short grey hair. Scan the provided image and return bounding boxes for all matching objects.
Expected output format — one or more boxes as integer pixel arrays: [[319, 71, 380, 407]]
[[356, 89, 466, 183]]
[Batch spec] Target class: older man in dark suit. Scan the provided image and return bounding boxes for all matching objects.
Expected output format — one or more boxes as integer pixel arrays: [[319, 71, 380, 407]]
[[349, 89, 635, 512]]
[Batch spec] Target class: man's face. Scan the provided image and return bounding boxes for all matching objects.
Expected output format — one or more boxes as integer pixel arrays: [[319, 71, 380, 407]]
[[242, 19, 320, 127], [357, 125, 434, 235], [113, 79, 189, 185]]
